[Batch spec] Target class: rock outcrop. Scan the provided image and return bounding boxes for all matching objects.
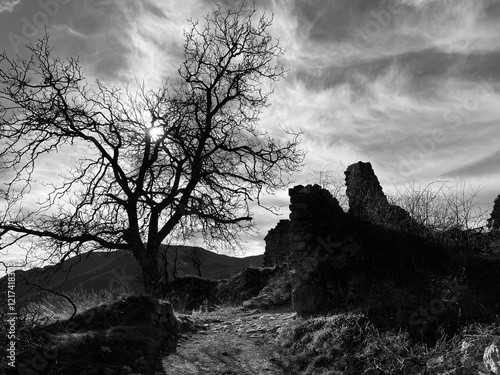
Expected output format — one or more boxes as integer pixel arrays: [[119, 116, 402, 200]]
[[263, 219, 291, 266]]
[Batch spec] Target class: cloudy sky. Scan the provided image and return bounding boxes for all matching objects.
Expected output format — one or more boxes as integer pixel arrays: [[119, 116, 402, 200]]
[[1, 0, 500, 263]]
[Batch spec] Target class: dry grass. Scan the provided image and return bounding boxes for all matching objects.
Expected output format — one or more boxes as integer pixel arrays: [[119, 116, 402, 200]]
[[275, 313, 500, 375], [1, 290, 181, 374], [18, 286, 135, 325]]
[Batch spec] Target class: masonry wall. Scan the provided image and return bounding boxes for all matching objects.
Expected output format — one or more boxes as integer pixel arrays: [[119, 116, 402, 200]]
[[288, 184, 366, 314], [263, 219, 291, 267], [282, 161, 445, 314]]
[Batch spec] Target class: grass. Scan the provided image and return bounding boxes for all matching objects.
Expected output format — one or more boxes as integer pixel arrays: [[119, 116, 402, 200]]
[[275, 313, 500, 374], [271, 254, 500, 374], [20, 286, 136, 325], [276, 312, 415, 374]]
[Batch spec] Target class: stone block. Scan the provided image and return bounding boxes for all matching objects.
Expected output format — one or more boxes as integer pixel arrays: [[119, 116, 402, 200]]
[[289, 222, 308, 229], [290, 269, 308, 288], [293, 257, 318, 272], [303, 232, 315, 241], [289, 203, 309, 211], [299, 186, 311, 194], [290, 211, 307, 221], [290, 195, 311, 204], [288, 185, 304, 196]]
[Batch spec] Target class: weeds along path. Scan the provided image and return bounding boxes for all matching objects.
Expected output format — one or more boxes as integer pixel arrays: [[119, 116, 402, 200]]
[[162, 306, 296, 375]]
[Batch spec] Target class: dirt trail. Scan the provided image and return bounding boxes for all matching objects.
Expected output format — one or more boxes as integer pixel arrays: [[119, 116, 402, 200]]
[[162, 306, 296, 375]]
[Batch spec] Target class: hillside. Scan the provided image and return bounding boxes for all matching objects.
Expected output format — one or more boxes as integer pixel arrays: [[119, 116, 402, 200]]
[[0, 246, 264, 306]]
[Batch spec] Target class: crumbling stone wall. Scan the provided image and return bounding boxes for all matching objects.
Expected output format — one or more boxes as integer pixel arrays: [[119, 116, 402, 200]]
[[345, 161, 424, 233], [263, 219, 291, 266], [288, 184, 365, 314], [286, 161, 427, 315], [283, 160, 500, 315], [345, 161, 387, 220]]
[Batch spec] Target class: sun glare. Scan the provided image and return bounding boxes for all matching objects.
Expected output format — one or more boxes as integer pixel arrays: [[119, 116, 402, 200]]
[[148, 126, 164, 142]]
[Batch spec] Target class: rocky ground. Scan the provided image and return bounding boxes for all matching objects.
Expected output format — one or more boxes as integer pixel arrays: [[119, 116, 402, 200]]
[[162, 305, 296, 375]]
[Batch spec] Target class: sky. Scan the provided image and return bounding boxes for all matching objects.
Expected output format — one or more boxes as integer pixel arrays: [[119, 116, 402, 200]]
[[1, 0, 500, 265]]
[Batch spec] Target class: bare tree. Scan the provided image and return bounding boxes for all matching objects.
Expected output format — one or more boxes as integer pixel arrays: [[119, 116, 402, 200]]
[[0, 2, 304, 296], [186, 247, 206, 277]]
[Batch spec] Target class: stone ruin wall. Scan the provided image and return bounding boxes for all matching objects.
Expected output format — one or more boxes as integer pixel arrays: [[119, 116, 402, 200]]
[[261, 161, 383, 314], [263, 219, 291, 267], [288, 183, 366, 314], [267, 161, 435, 314], [261, 161, 401, 314], [345, 162, 425, 234], [264, 161, 500, 314]]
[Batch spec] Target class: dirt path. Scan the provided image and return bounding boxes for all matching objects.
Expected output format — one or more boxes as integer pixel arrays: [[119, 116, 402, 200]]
[[161, 306, 296, 375]]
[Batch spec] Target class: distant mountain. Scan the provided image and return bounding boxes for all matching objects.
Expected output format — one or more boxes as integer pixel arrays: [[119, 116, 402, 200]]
[[0, 246, 264, 307]]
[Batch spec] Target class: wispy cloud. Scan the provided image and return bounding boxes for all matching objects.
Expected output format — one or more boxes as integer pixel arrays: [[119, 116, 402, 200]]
[[0, 0, 19, 14], [258, 0, 500, 182], [36, 0, 213, 84]]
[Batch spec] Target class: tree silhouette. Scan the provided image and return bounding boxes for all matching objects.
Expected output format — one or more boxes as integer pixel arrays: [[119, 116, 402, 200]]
[[186, 247, 206, 278], [0, 2, 304, 296]]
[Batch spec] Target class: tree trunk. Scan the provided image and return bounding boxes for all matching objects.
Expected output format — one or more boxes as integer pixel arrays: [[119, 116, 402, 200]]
[[135, 248, 164, 297]]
